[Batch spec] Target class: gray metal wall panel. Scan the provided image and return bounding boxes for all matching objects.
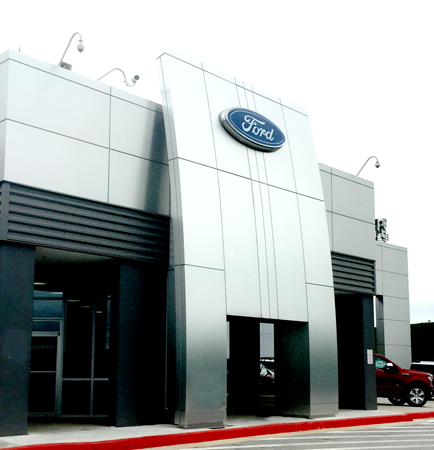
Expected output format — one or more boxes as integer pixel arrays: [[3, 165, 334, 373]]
[[7, 60, 110, 148], [332, 214, 376, 260], [4, 120, 109, 203], [108, 151, 170, 215], [181, 265, 227, 426], [282, 107, 324, 200], [0, 60, 7, 123], [219, 172, 261, 317], [331, 175, 375, 223], [159, 55, 216, 167], [254, 95, 296, 192], [251, 181, 270, 318], [110, 96, 167, 164], [298, 196, 334, 287], [204, 73, 251, 178], [176, 159, 224, 269], [0, 121, 5, 180], [382, 245, 408, 276], [0, 182, 170, 264], [268, 186, 307, 321]]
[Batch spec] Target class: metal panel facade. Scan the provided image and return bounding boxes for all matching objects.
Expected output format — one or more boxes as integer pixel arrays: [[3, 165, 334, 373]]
[[158, 50, 338, 425], [0, 50, 168, 215]]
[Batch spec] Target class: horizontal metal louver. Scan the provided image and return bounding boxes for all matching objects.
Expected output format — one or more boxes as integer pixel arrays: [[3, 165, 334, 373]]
[[0, 182, 170, 264], [332, 252, 376, 295]]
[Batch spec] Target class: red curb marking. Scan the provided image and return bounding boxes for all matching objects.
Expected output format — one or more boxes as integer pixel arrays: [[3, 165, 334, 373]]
[[11, 411, 434, 450]]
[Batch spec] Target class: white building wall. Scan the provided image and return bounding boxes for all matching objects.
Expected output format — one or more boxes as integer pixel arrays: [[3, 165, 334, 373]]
[[376, 242, 411, 368], [319, 163, 411, 368], [0, 49, 169, 216]]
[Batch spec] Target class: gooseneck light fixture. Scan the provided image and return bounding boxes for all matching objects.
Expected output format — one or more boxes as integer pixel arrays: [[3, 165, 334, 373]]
[[97, 68, 140, 87], [58, 32, 84, 70], [356, 156, 380, 176]]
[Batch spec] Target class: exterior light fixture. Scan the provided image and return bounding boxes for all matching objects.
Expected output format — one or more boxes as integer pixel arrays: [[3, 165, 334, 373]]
[[356, 156, 380, 176], [97, 68, 140, 87], [58, 32, 84, 70]]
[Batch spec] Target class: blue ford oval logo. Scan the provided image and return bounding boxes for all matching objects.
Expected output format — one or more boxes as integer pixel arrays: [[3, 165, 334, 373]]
[[219, 108, 285, 152]]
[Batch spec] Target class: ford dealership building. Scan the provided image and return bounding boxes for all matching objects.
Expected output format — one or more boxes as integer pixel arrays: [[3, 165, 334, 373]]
[[0, 48, 410, 436]]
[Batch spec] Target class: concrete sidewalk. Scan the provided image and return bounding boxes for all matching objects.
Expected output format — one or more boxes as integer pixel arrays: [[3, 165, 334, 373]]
[[2, 399, 434, 450]]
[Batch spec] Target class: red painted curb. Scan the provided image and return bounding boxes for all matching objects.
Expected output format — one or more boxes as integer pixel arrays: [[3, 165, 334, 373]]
[[11, 411, 434, 450]]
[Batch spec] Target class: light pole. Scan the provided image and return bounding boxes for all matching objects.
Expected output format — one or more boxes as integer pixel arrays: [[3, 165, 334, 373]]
[[356, 156, 380, 176], [58, 32, 84, 70], [97, 68, 140, 87]]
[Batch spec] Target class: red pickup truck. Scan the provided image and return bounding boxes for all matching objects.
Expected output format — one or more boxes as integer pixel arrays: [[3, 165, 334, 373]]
[[376, 354, 434, 406]]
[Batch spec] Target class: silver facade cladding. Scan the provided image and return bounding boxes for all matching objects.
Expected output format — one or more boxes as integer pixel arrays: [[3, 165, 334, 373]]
[[158, 50, 339, 426]]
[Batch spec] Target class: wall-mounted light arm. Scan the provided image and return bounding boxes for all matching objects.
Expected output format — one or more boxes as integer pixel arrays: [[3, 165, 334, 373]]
[[58, 32, 84, 68], [97, 68, 140, 87], [356, 156, 380, 176]]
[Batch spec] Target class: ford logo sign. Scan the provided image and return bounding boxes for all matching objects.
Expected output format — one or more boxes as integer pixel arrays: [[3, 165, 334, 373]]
[[219, 108, 285, 152]]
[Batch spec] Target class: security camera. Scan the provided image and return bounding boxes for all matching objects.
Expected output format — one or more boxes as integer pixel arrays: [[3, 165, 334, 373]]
[[375, 161, 380, 168], [77, 40, 85, 53]]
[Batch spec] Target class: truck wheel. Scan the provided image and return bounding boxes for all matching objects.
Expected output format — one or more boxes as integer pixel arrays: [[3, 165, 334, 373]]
[[407, 385, 429, 407], [388, 396, 406, 405]]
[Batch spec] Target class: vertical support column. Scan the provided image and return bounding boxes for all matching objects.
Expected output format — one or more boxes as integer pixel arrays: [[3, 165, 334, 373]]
[[274, 321, 310, 416], [111, 261, 167, 426], [335, 294, 377, 410], [0, 243, 35, 437], [228, 317, 260, 414], [172, 265, 227, 429]]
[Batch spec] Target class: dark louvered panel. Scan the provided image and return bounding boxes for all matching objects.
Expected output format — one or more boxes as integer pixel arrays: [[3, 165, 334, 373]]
[[332, 252, 376, 295], [1, 182, 170, 264]]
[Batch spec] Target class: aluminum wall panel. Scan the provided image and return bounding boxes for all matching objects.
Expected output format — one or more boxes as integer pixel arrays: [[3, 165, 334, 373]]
[[251, 181, 270, 318], [236, 87, 259, 181], [159, 55, 216, 167], [298, 196, 333, 287], [268, 186, 307, 321], [0, 122, 5, 180], [110, 97, 167, 164], [331, 175, 374, 222], [109, 151, 169, 215], [376, 270, 383, 295], [332, 214, 376, 260], [306, 284, 338, 406], [176, 159, 224, 269], [383, 319, 411, 347], [204, 73, 250, 178], [382, 344, 411, 369], [320, 169, 332, 212], [282, 107, 324, 200], [7, 60, 110, 147], [261, 183, 279, 319], [382, 245, 408, 275], [382, 272, 409, 299], [182, 265, 226, 425], [382, 296, 410, 322], [376, 243, 383, 271], [326, 211, 333, 248], [0, 61, 7, 122], [219, 172, 261, 317], [254, 95, 296, 192], [4, 121, 109, 202]]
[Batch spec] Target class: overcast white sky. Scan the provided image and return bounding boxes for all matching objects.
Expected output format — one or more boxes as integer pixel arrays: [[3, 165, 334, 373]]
[[1, 0, 433, 323]]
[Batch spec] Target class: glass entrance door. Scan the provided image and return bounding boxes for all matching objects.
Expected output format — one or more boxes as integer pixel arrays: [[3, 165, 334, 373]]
[[29, 331, 62, 416], [61, 299, 110, 417]]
